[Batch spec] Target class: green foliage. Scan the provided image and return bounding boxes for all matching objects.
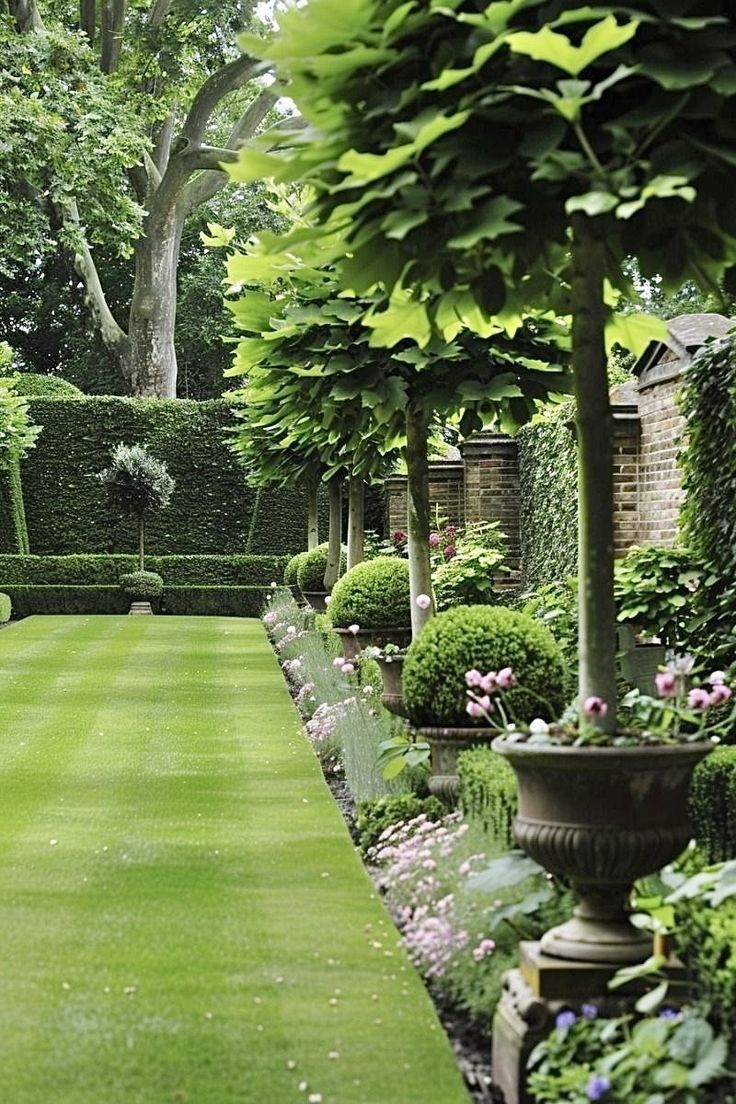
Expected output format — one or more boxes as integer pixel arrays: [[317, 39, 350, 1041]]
[[614, 545, 707, 647], [355, 794, 445, 857], [456, 747, 517, 850], [528, 1010, 729, 1103], [676, 895, 736, 1049], [0, 553, 286, 586], [680, 334, 736, 663], [97, 444, 175, 520], [18, 397, 315, 555], [0, 464, 30, 555], [119, 571, 164, 600], [0, 377, 40, 471], [10, 374, 84, 398], [518, 403, 578, 589], [0, 592, 10, 624], [3, 584, 270, 617], [689, 749, 736, 864], [402, 605, 565, 728], [433, 522, 508, 611], [0, 342, 13, 374], [284, 550, 310, 587], [296, 543, 346, 593], [328, 556, 411, 628], [519, 578, 579, 699]]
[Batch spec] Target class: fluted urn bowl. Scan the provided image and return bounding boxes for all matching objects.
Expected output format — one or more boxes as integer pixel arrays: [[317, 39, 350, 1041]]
[[417, 726, 494, 805], [492, 738, 713, 964], [374, 654, 408, 717], [335, 626, 412, 662]]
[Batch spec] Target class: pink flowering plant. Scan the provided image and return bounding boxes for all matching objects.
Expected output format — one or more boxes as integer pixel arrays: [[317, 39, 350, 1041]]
[[466, 654, 735, 748]]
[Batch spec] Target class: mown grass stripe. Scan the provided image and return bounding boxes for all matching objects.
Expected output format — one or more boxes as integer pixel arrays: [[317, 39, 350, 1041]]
[[0, 616, 470, 1104]]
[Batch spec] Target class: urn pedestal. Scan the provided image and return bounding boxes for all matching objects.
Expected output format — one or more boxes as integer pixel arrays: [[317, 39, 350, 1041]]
[[417, 726, 493, 805], [375, 654, 407, 717]]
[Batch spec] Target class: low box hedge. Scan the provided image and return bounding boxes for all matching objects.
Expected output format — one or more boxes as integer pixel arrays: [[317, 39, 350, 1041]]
[[4, 585, 270, 617], [0, 554, 287, 587]]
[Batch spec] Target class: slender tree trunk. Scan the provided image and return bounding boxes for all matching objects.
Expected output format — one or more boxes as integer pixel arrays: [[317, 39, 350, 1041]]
[[347, 476, 365, 571], [306, 480, 319, 550], [138, 514, 145, 572], [406, 405, 434, 638], [0, 463, 30, 553], [128, 210, 182, 398], [571, 215, 617, 733], [246, 486, 263, 553], [323, 477, 342, 591]]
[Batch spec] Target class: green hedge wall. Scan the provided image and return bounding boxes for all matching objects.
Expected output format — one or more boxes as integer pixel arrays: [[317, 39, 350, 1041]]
[[4, 584, 270, 617], [689, 747, 736, 863], [517, 403, 578, 590], [0, 553, 287, 586], [18, 397, 319, 556]]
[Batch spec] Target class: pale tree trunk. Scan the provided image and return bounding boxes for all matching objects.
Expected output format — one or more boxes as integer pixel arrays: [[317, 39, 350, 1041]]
[[323, 477, 343, 592], [128, 210, 183, 398], [406, 406, 434, 639], [138, 514, 145, 571], [306, 480, 319, 550], [347, 476, 365, 571], [571, 215, 617, 733]]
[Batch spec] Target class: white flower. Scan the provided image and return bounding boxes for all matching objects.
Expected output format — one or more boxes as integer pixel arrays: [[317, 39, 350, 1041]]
[[270, 581, 278, 588], [710, 670, 727, 685], [324, 595, 332, 606], [528, 718, 550, 735], [348, 623, 360, 634], [416, 593, 432, 610]]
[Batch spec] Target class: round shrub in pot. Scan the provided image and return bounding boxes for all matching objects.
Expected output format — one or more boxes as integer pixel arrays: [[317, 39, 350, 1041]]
[[296, 543, 346, 610], [283, 550, 310, 590], [119, 571, 164, 612], [402, 605, 566, 802], [329, 557, 411, 657]]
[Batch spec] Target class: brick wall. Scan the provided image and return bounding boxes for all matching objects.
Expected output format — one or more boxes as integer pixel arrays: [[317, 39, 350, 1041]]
[[461, 433, 521, 569], [386, 463, 465, 536], [636, 372, 684, 547], [612, 403, 641, 556]]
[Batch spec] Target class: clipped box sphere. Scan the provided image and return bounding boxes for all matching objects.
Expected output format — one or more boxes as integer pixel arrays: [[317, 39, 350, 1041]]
[[296, 543, 347, 593], [119, 571, 164, 599], [329, 557, 411, 629], [284, 550, 310, 587], [402, 604, 566, 728]]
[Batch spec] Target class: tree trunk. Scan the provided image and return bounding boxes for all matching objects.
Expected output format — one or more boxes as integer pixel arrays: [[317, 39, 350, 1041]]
[[307, 480, 319, 550], [138, 514, 145, 572], [347, 476, 365, 571], [406, 405, 434, 638], [571, 215, 617, 733], [128, 210, 182, 398], [245, 485, 263, 553], [0, 463, 30, 554], [323, 477, 342, 591]]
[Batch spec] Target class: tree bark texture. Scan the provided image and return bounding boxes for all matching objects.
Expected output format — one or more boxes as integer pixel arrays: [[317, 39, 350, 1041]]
[[323, 477, 342, 592], [128, 207, 183, 398], [571, 215, 617, 733], [347, 476, 365, 572], [306, 481, 319, 550], [138, 513, 145, 572], [405, 405, 434, 639]]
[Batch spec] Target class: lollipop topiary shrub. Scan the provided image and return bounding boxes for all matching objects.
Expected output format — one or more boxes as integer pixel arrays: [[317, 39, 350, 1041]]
[[284, 550, 310, 588], [119, 571, 164, 600], [329, 557, 411, 629], [296, 543, 346, 594], [402, 605, 566, 729]]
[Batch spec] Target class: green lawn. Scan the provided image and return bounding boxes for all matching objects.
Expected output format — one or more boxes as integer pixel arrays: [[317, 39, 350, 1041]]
[[0, 616, 470, 1104]]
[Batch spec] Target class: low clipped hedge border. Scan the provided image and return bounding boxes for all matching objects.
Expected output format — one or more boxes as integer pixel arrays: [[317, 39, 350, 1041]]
[[689, 747, 736, 863], [0, 554, 287, 586], [3, 585, 270, 617]]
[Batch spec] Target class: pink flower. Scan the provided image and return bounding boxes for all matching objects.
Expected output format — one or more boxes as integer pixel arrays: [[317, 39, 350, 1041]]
[[497, 667, 515, 690], [655, 671, 677, 697], [709, 683, 732, 707], [392, 530, 407, 544], [428, 532, 440, 547], [472, 938, 496, 962], [688, 687, 711, 711], [477, 695, 492, 712], [332, 657, 344, 668], [341, 662, 355, 675], [262, 611, 277, 626], [444, 545, 456, 560], [479, 672, 497, 694], [583, 696, 608, 718], [466, 701, 484, 719], [416, 593, 432, 610], [465, 669, 483, 688]]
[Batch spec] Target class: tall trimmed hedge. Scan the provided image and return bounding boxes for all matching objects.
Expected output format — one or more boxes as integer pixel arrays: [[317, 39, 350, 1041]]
[[18, 397, 316, 556], [517, 403, 578, 589]]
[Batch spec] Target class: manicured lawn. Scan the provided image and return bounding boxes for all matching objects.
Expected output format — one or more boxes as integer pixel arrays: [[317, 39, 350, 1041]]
[[0, 616, 470, 1104]]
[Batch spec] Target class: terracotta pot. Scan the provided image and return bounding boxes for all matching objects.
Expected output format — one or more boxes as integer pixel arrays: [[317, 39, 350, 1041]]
[[493, 738, 713, 964], [301, 590, 329, 612], [335, 626, 412, 662], [375, 654, 408, 717], [417, 726, 495, 805]]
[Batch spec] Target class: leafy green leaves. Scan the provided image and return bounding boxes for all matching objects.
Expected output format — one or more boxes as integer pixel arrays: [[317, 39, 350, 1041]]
[[507, 16, 639, 76]]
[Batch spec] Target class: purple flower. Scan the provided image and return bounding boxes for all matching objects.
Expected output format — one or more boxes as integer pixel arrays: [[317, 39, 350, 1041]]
[[341, 662, 355, 675], [465, 669, 483, 688], [583, 696, 608, 718], [655, 670, 677, 697], [443, 545, 457, 560], [479, 671, 497, 694], [688, 687, 711, 711], [466, 701, 484, 719], [585, 1075, 611, 1101], [659, 1007, 681, 1020], [555, 1010, 576, 1030], [581, 1003, 598, 1019], [709, 683, 732, 706], [496, 667, 515, 690], [428, 532, 440, 547], [262, 611, 277, 626]]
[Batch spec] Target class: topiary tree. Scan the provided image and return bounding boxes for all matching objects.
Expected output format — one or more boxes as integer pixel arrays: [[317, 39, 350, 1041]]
[[328, 557, 411, 629], [97, 444, 175, 571], [402, 605, 566, 729]]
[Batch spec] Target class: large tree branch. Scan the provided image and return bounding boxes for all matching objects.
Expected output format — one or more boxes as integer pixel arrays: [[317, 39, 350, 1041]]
[[60, 199, 131, 374], [153, 114, 175, 176], [100, 0, 127, 74], [180, 54, 266, 147], [179, 87, 279, 215]]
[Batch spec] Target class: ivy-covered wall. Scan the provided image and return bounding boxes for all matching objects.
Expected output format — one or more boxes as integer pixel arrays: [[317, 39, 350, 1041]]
[[517, 403, 578, 590], [18, 397, 315, 556]]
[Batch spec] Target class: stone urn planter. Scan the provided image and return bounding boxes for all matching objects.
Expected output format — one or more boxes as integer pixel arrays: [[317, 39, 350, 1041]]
[[416, 726, 493, 805], [375, 654, 408, 717], [301, 590, 329, 612], [335, 626, 412, 662], [492, 738, 713, 964]]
